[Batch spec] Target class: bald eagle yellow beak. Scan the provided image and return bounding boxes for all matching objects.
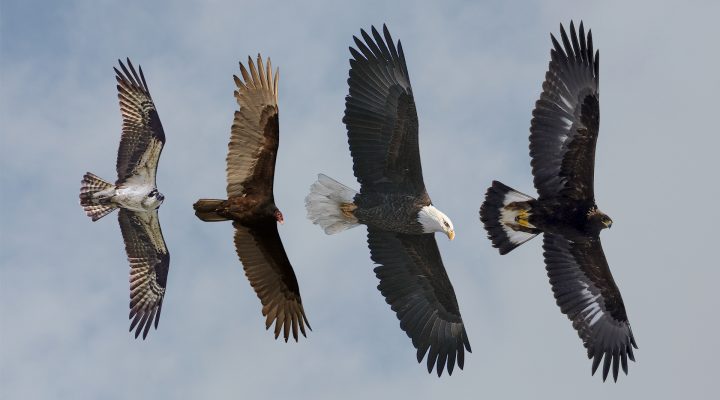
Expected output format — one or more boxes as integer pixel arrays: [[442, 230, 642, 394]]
[[447, 229, 455, 240]]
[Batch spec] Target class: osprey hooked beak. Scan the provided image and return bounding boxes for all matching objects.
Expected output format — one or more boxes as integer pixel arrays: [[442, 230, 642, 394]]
[[447, 229, 455, 240]]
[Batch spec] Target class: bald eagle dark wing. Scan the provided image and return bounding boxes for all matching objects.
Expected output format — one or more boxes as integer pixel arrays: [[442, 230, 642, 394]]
[[543, 232, 637, 381], [233, 221, 310, 342], [114, 59, 165, 185], [343, 25, 426, 197], [367, 228, 470, 376], [226, 56, 279, 199], [530, 22, 599, 202], [118, 209, 169, 339]]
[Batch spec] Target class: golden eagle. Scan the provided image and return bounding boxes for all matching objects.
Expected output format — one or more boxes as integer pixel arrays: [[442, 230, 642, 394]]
[[480, 22, 637, 381], [79, 59, 169, 339], [306, 25, 470, 376], [193, 55, 310, 342]]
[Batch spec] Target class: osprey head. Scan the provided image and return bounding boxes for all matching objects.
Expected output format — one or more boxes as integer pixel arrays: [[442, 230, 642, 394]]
[[588, 208, 612, 232], [143, 188, 165, 209], [417, 205, 455, 240]]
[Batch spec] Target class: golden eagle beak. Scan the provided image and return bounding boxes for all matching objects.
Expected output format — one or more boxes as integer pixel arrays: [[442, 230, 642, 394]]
[[447, 229, 455, 241]]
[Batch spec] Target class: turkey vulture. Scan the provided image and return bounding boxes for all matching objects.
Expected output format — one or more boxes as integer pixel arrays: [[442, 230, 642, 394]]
[[193, 55, 310, 342], [79, 58, 169, 339], [306, 25, 470, 376], [479, 21, 637, 382]]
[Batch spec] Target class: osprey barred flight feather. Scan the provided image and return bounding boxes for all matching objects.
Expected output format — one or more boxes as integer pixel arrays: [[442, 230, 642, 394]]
[[193, 55, 310, 342], [79, 59, 169, 339], [479, 22, 637, 382], [306, 25, 470, 376]]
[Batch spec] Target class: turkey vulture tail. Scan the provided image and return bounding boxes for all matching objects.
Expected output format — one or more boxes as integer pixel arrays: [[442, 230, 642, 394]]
[[80, 172, 118, 221], [305, 174, 360, 235], [193, 199, 229, 222], [480, 180, 540, 255]]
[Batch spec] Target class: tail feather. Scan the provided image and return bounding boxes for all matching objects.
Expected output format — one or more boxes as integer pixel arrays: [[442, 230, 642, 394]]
[[305, 174, 360, 234], [193, 199, 229, 222], [80, 172, 117, 221], [479, 180, 539, 254]]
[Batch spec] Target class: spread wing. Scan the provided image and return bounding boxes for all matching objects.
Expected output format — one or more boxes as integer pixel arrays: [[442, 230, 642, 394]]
[[114, 59, 165, 186], [530, 22, 599, 202], [226, 55, 279, 199], [343, 25, 426, 197], [233, 221, 310, 342], [367, 228, 471, 376], [117, 209, 169, 339], [543, 232, 637, 381]]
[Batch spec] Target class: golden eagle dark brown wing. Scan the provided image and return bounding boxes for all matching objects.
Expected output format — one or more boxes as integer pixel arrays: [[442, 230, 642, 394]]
[[367, 228, 470, 376], [117, 209, 169, 339], [343, 25, 427, 197], [530, 22, 599, 202], [233, 221, 310, 342], [543, 232, 637, 381], [114, 59, 165, 185], [226, 55, 279, 200]]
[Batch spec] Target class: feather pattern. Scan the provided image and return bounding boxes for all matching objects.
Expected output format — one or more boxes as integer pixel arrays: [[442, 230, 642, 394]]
[[114, 58, 165, 185], [118, 209, 169, 339], [226, 55, 279, 199], [233, 221, 310, 342], [530, 21, 599, 202], [543, 233, 637, 382], [343, 25, 426, 197], [367, 228, 470, 376]]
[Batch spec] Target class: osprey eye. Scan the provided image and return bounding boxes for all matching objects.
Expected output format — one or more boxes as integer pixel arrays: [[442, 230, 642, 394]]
[[148, 191, 156, 198]]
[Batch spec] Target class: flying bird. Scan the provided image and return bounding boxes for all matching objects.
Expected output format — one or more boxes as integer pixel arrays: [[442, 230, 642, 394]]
[[306, 25, 470, 376], [479, 22, 637, 382], [193, 55, 310, 342], [79, 59, 169, 339]]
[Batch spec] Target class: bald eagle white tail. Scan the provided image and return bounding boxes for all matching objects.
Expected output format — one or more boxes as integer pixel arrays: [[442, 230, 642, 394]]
[[480, 180, 539, 254], [80, 172, 118, 221], [305, 174, 360, 234]]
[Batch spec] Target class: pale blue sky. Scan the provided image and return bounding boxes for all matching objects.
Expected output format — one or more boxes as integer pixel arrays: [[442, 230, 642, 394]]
[[2, 0, 719, 399]]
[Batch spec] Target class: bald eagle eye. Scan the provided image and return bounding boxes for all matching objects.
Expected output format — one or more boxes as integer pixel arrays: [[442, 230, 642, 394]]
[[443, 221, 450, 228]]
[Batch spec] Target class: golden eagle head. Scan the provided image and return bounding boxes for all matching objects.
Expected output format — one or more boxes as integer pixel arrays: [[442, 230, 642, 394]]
[[587, 207, 613, 232]]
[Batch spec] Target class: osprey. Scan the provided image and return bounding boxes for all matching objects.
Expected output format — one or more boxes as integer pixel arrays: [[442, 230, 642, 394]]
[[479, 22, 637, 381], [193, 55, 310, 342], [306, 25, 470, 376], [79, 59, 169, 339]]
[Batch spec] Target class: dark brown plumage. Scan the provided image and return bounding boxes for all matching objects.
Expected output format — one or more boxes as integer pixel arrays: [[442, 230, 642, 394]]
[[479, 22, 637, 381], [193, 55, 309, 342]]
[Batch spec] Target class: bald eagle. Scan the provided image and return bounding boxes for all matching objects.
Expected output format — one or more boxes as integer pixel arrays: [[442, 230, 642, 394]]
[[306, 25, 470, 376], [79, 59, 169, 339], [479, 22, 637, 382], [193, 55, 310, 342]]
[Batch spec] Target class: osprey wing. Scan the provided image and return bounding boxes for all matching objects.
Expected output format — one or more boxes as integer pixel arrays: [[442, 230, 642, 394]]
[[343, 25, 426, 197], [367, 228, 470, 376], [114, 59, 165, 185], [226, 55, 279, 200], [117, 209, 169, 339], [543, 232, 637, 381], [233, 221, 310, 342], [530, 22, 599, 202]]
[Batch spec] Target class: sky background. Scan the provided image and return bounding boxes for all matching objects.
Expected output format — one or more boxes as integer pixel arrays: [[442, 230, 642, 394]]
[[2, 0, 719, 398]]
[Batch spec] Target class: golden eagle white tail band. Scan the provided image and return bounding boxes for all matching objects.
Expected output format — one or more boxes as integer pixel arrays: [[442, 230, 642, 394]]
[[305, 174, 360, 234]]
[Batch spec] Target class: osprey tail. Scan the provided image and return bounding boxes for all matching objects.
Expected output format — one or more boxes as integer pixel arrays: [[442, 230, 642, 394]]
[[193, 199, 230, 222], [479, 180, 540, 255], [80, 172, 118, 221], [305, 174, 360, 234]]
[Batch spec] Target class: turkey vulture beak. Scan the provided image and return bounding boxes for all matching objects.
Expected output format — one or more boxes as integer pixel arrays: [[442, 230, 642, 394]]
[[447, 229, 455, 241], [275, 210, 284, 224]]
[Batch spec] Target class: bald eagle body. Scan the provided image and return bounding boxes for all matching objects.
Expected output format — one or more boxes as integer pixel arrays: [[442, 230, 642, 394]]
[[353, 192, 430, 234]]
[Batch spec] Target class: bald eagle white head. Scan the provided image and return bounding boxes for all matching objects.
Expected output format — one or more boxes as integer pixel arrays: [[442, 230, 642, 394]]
[[418, 205, 455, 240]]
